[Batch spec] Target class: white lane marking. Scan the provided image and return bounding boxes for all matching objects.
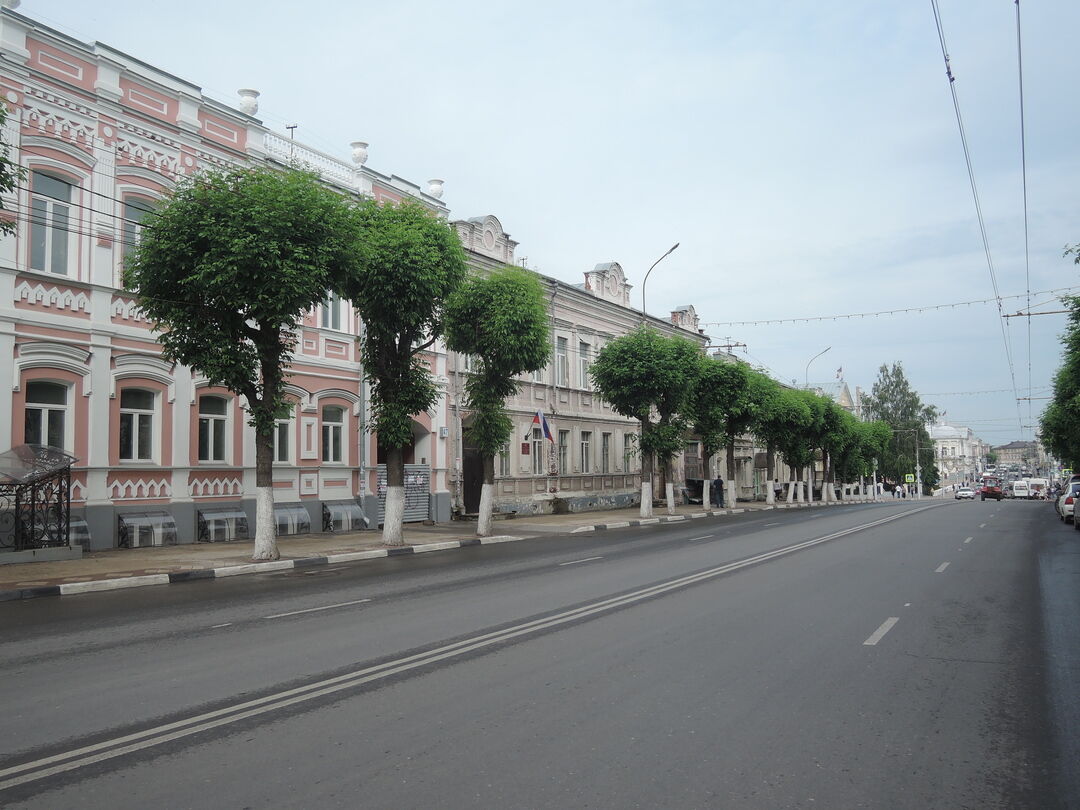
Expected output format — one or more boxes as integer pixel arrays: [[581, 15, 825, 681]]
[[263, 598, 371, 620], [864, 617, 900, 646], [211, 623, 232, 629], [904, 603, 911, 607], [687, 535, 714, 542], [764, 522, 781, 527], [558, 556, 604, 566], [964, 537, 973, 543], [979, 523, 986, 528], [0, 504, 939, 792], [935, 562, 950, 573]]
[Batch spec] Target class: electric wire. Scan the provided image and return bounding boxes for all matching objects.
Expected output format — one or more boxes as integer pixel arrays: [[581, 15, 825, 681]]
[[929, 0, 1024, 438], [1014, 0, 1033, 430]]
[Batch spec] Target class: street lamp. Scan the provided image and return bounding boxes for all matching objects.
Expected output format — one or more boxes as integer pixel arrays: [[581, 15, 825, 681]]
[[804, 346, 831, 388], [640, 243, 680, 325]]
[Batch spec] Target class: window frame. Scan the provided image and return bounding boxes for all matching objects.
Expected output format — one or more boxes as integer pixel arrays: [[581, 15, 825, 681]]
[[580, 430, 592, 473], [28, 170, 75, 276], [118, 387, 157, 463], [24, 379, 71, 451], [197, 395, 229, 464], [322, 404, 345, 464], [531, 427, 545, 475], [556, 337, 569, 387]]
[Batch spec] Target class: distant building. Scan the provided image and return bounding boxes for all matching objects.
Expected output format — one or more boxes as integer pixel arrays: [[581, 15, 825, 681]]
[[929, 423, 988, 482]]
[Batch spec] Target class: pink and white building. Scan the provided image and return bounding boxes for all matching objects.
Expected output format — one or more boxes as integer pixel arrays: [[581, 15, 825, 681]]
[[0, 3, 454, 549]]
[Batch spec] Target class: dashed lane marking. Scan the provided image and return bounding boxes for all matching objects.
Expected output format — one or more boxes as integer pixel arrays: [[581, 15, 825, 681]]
[[558, 556, 604, 567], [864, 617, 900, 646], [263, 599, 371, 620], [935, 562, 950, 573]]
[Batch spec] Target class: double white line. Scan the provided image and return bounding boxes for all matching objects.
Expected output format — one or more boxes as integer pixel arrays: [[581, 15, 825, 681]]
[[0, 504, 936, 793]]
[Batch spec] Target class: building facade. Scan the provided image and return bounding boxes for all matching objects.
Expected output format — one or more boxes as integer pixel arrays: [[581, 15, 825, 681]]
[[0, 4, 453, 549], [929, 423, 988, 484], [447, 216, 709, 515]]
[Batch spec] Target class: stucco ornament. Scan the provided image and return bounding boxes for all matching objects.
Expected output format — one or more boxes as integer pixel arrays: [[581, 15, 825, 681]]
[[350, 141, 369, 165], [236, 88, 259, 116]]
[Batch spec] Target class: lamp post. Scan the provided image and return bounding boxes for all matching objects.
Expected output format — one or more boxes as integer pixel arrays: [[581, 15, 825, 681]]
[[640, 243, 680, 326], [804, 346, 831, 388]]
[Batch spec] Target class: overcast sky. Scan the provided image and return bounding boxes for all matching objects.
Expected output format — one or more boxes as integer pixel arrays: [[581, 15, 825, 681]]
[[32, 0, 1080, 446]]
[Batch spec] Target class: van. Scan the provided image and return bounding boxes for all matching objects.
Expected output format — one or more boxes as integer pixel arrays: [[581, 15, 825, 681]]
[[1012, 480, 1030, 499]]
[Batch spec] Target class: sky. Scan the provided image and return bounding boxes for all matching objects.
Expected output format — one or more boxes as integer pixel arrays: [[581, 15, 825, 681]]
[[30, 0, 1080, 447]]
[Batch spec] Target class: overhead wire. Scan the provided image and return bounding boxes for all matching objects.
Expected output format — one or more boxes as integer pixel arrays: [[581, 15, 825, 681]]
[[929, 0, 1025, 438], [1014, 0, 1034, 430]]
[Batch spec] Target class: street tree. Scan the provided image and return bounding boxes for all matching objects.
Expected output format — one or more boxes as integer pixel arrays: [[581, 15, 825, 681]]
[[125, 166, 364, 560], [1040, 286, 1080, 467], [590, 328, 702, 517], [719, 369, 775, 502], [689, 355, 748, 507], [861, 362, 938, 491], [772, 392, 813, 502], [445, 266, 549, 536], [0, 104, 26, 236], [338, 200, 468, 546], [751, 383, 803, 504]]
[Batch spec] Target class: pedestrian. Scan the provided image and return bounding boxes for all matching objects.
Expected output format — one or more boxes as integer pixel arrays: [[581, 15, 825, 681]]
[[901, 484, 907, 499], [712, 476, 724, 509]]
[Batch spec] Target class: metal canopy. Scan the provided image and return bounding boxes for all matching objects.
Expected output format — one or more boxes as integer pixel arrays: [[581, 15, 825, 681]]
[[0, 444, 78, 486]]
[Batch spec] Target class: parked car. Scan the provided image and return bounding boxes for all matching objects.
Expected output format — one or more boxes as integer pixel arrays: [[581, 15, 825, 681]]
[[1057, 482, 1080, 522], [955, 487, 975, 500]]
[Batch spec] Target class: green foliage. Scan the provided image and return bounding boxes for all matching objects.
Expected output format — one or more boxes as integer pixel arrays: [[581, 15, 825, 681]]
[[124, 166, 363, 438], [445, 266, 550, 456], [0, 104, 26, 237], [1040, 291, 1080, 467], [765, 388, 814, 472], [861, 362, 938, 484], [690, 356, 748, 460], [590, 328, 702, 466], [338, 199, 468, 449]]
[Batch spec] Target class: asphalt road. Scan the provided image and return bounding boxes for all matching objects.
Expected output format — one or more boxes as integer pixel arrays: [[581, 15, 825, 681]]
[[1, 498, 1076, 808]]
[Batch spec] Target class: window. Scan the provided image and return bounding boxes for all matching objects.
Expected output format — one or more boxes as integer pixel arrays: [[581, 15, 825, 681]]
[[579, 341, 590, 390], [118, 388, 155, 461], [498, 442, 511, 477], [531, 427, 545, 475], [198, 396, 228, 462], [322, 405, 344, 463], [531, 365, 545, 384], [462, 353, 476, 373], [601, 432, 611, 474], [122, 197, 155, 269], [274, 418, 291, 464], [321, 292, 343, 330], [624, 434, 636, 472], [580, 431, 592, 473], [29, 171, 73, 275], [24, 380, 68, 450], [556, 337, 569, 386], [558, 429, 570, 474]]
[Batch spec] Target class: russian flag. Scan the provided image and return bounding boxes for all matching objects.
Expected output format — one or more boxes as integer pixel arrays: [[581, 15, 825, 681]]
[[524, 410, 555, 442]]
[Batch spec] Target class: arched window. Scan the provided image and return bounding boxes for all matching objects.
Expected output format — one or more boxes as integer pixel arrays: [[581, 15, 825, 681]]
[[29, 171, 74, 275], [119, 388, 156, 461], [198, 396, 229, 462], [24, 380, 69, 450], [322, 405, 344, 463]]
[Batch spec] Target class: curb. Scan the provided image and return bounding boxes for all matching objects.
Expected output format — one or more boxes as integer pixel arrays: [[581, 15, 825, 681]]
[[0, 499, 887, 602]]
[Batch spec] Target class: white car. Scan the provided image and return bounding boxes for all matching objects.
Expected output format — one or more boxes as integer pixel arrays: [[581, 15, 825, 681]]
[[1057, 482, 1080, 523], [954, 487, 975, 500]]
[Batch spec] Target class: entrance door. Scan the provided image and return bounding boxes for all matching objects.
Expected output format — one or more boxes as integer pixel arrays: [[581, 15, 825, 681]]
[[462, 445, 483, 514]]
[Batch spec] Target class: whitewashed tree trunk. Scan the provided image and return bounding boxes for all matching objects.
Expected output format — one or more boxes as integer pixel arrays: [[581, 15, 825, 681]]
[[727, 478, 736, 509], [766, 479, 775, 505], [806, 467, 814, 504], [476, 482, 495, 537], [252, 485, 278, 561], [703, 478, 712, 510], [787, 479, 795, 504], [382, 485, 405, 546], [665, 481, 676, 514], [640, 480, 653, 518]]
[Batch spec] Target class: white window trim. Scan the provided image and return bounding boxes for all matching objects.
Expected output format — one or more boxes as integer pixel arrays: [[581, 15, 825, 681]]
[[24, 380, 74, 453], [118, 388, 159, 463], [197, 395, 231, 465]]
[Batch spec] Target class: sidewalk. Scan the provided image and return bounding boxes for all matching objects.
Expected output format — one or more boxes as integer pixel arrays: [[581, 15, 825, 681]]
[[0, 498, 839, 601]]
